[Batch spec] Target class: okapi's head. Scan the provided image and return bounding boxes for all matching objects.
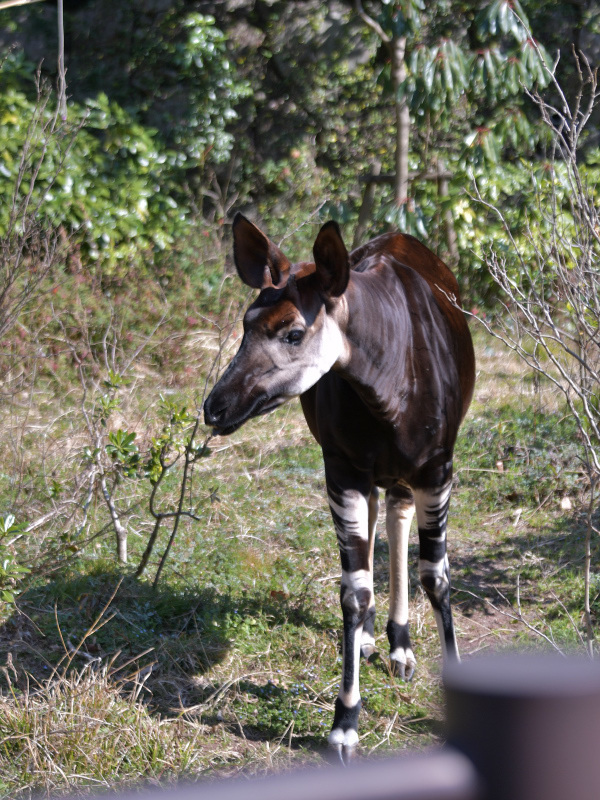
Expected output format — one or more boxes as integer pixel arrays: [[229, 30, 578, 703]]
[[204, 213, 350, 435]]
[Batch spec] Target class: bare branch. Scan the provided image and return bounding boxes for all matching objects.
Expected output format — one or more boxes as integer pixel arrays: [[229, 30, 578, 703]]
[[354, 0, 391, 46]]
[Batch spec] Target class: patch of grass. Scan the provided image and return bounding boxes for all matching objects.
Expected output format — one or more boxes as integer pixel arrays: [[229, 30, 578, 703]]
[[0, 663, 207, 797], [0, 327, 595, 796], [455, 404, 582, 511]]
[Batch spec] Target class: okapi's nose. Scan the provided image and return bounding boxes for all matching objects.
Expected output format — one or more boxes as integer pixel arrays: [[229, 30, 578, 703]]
[[203, 394, 228, 428]]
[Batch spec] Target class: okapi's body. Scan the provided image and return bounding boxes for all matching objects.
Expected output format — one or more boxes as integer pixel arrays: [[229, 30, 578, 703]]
[[204, 214, 475, 762]]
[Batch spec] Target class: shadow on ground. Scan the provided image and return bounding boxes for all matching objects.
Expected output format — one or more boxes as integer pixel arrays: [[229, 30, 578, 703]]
[[450, 511, 594, 617], [0, 565, 334, 734]]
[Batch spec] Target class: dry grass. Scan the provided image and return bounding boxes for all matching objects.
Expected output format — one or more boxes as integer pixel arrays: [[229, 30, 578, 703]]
[[0, 657, 213, 797], [0, 325, 595, 797], [472, 330, 561, 413]]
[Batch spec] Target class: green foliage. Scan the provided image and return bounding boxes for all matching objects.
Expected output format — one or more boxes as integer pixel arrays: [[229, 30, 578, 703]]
[[408, 39, 470, 111], [156, 11, 251, 162], [379, 0, 426, 37], [475, 0, 530, 40], [0, 10, 249, 276], [371, 0, 550, 143], [329, 0, 554, 301], [106, 430, 140, 479], [383, 200, 428, 238], [146, 399, 197, 486], [3, 0, 596, 310], [0, 74, 184, 269], [0, 515, 30, 605], [62, 3, 250, 165], [455, 148, 600, 302]]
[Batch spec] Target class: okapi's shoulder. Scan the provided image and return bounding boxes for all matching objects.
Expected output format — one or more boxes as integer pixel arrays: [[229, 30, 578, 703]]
[[350, 232, 460, 306], [351, 231, 474, 419]]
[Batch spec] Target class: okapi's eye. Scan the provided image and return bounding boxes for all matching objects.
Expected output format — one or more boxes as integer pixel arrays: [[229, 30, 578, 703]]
[[283, 329, 305, 345]]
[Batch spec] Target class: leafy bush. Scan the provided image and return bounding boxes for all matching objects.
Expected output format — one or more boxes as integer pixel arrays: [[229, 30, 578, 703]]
[[0, 515, 30, 605], [0, 11, 249, 275]]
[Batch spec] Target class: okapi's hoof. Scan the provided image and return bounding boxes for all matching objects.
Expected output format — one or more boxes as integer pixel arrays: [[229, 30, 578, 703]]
[[360, 642, 377, 660], [328, 727, 358, 766], [329, 741, 357, 766], [390, 648, 416, 681]]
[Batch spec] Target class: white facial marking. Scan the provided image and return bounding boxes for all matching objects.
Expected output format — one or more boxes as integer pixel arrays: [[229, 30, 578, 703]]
[[284, 312, 347, 395]]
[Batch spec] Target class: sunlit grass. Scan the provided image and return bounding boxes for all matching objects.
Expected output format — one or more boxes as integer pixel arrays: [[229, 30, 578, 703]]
[[0, 329, 595, 796]]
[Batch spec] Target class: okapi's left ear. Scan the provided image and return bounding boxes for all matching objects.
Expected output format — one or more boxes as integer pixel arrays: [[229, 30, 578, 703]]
[[232, 213, 291, 290], [313, 221, 350, 298]]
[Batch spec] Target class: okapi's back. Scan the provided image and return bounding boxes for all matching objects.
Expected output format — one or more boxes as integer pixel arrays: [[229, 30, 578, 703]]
[[350, 231, 475, 419]]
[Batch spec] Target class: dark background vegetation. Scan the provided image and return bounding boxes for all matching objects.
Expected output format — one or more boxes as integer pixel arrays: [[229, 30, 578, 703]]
[[2, 0, 598, 301]]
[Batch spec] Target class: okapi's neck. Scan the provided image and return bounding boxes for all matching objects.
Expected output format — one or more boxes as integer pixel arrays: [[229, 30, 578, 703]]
[[334, 272, 413, 423]]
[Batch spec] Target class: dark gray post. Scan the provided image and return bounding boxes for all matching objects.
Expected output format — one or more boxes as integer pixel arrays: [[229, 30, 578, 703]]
[[444, 655, 600, 800]]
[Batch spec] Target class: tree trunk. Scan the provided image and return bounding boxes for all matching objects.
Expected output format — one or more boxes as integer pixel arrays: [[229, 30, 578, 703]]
[[353, 160, 381, 249], [101, 475, 128, 564], [437, 158, 459, 266], [392, 35, 409, 208]]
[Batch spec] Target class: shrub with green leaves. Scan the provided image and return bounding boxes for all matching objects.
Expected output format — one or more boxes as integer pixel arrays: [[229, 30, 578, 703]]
[[0, 11, 249, 274], [0, 515, 30, 605]]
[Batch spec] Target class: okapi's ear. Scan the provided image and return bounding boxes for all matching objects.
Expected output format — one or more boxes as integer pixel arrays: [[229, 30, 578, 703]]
[[232, 213, 291, 290], [313, 220, 350, 298]]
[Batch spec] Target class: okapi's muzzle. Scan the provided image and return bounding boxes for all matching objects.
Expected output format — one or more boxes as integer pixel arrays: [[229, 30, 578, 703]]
[[204, 369, 285, 436], [204, 393, 282, 436], [203, 393, 239, 436], [203, 386, 249, 435]]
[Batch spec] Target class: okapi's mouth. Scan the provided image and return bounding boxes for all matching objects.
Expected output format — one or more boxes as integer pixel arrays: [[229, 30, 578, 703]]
[[208, 394, 287, 437], [210, 421, 243, 436]]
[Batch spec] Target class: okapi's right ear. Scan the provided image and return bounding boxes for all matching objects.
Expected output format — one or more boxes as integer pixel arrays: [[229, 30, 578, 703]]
[[313, 220, 350, 298], [232, 213, 291, 290]]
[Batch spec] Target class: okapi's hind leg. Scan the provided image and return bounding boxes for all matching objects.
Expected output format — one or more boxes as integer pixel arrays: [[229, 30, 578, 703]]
[[385, 484, 417, 679], [413, 479, 459, 662], [360, 487, 379, 659]]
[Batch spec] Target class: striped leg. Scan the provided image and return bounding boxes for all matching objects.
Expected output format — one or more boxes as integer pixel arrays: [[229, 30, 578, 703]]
[[386, 484, 417, 679], [360, 487, 379, 659], [326, 478, 373, 764], [413, 480, 459, 661]]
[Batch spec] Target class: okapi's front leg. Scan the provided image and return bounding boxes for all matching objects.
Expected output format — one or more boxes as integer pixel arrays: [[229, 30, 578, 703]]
[[386, 484, 417, 679], [326, 472, 373, 764], [413, 479, 459, 661], [359, 487, 379, 659]]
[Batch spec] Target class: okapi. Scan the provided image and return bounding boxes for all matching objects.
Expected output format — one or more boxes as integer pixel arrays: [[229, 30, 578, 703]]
[[204, 213, 475, 762]]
